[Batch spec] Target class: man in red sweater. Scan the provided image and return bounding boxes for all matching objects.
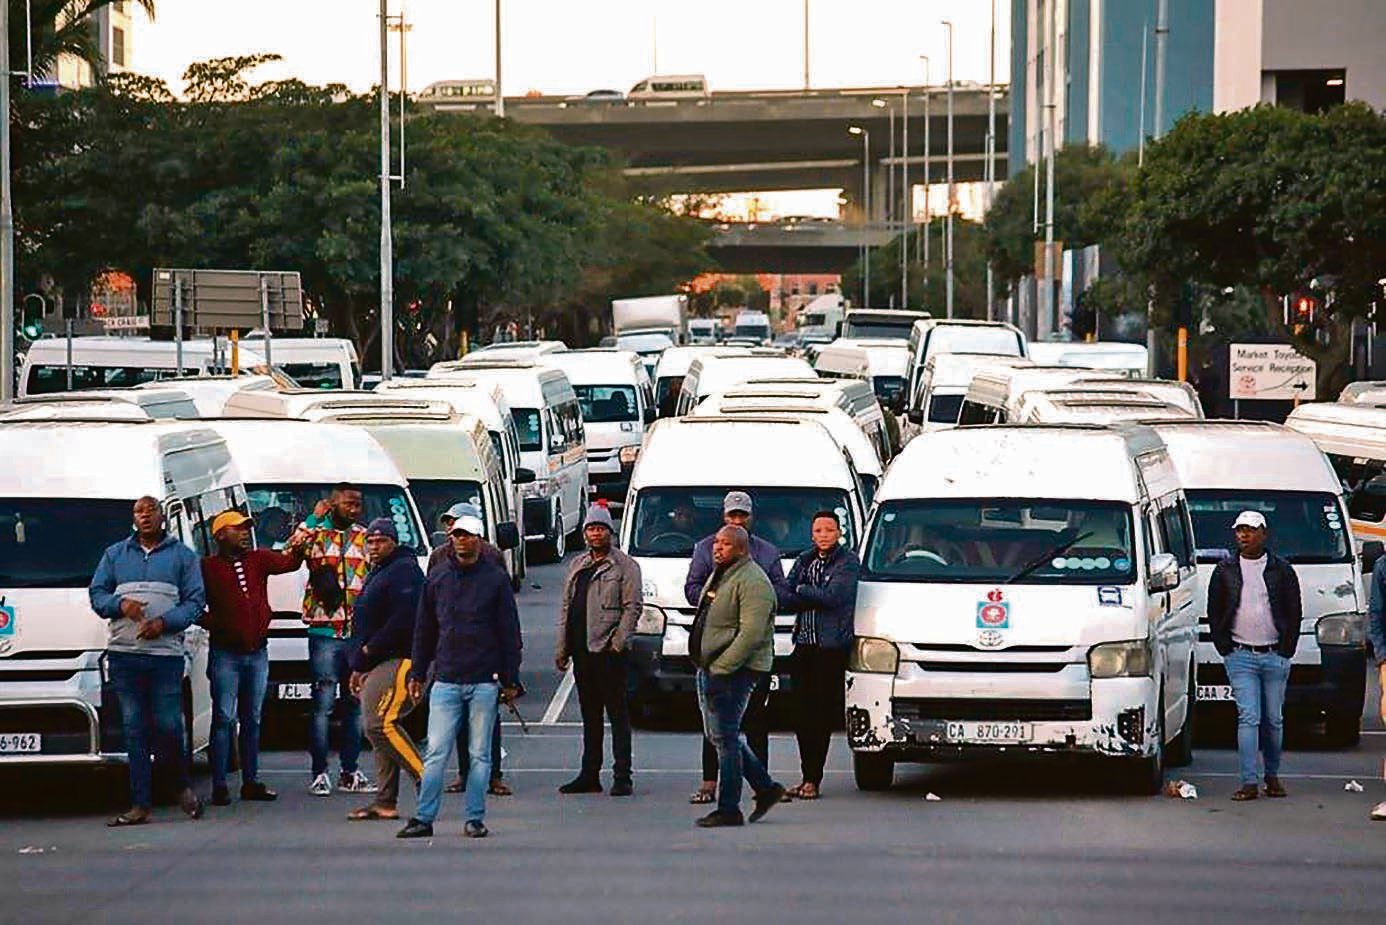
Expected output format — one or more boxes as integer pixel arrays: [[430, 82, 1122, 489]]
[[200, 511, 307, 807]]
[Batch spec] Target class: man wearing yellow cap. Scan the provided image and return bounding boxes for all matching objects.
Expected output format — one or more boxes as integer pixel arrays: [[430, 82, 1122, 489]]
[[200, 510, 308, 807]]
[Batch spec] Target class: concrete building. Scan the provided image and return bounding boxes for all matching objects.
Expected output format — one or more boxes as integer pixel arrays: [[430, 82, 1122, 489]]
[[49, 1, 135, 90]]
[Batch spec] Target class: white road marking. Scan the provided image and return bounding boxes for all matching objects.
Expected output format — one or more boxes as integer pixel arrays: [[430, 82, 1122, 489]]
[[541, 668, 576, 725]]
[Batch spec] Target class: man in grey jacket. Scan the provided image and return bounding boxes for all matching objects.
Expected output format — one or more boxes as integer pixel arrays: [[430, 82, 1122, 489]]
[[556, 504, 643, 796]]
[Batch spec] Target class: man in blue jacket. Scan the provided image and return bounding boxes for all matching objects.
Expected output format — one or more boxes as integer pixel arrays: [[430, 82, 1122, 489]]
[[1364, 547, 1386, 820], [684, 491, 790, 805], [89, 496, 207, 827], [783, 510, 860, 800], [345, 518, 424, 822], [399, 508, 523, 840]]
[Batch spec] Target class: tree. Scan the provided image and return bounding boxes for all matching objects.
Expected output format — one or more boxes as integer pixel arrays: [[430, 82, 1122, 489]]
[[842, 218, 991, 318], [7, 1, 155, 80]]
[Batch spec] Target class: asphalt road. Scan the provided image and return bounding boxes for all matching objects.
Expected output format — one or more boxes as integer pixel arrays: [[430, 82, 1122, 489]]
[[3, 554, 1385, 924]]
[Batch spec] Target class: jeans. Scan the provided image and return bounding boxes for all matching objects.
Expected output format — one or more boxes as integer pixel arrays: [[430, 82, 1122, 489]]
[[701, 672, 769, 782], [208, 646, 270, 791], [416, 681, 500, 825], [455, 713, 503, 783], [697, 668, 777, 816], [1225, 648, 1292, 786], [791, 645, 849, 787], [308, 635, 361, 777], [108, 651, 189, 809], [574, 651, 633, 782]]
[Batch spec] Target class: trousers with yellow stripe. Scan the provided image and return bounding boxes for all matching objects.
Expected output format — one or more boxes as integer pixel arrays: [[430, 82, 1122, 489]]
[[360, 658, 424, 808]]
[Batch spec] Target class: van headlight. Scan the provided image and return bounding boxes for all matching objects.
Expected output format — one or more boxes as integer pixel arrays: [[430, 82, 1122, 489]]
[[849, 636, 899, 674], [1088, 640, 1153, 679], [619, 445, 641, 466], [1316, 612, 1364, 647], [634, 604, 666, 635]]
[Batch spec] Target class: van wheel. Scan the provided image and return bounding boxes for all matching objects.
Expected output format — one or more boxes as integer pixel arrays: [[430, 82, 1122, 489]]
[[852, 752, 894, 791], [536, 507, 565, 563], [1324, 711, 1361, 747], [1165, 668, 1196, 768], [1121, 692, 1165, 795]]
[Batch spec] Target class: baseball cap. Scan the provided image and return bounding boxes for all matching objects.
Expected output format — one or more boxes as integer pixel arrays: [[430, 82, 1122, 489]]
[[584, 503, 615, 532], [723, 491, 753, 515], [365, 517, 398, 542], [210, 511, 253, 536], [448, 510, 486, 537], [1233, 511, 1267, 530], [441, 501, 482, 525]]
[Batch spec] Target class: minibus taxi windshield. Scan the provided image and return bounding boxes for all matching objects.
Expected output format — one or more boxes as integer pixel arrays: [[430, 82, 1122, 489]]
[[407, 480, 486, 536], [1186, 490, 1351, 565], [246, 483, 425, 552], [0, 498, 134, 587], [573, 385, 640, 423], [629, 486, 856, 559], [279, 363, 345, 390], [862, 499, 1136, 584], [926, 393, 965, 424]]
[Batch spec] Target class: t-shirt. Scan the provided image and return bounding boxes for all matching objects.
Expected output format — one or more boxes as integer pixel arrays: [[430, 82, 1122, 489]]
[[1233, 554, 1278, 646], [567, 566, 595, 656]]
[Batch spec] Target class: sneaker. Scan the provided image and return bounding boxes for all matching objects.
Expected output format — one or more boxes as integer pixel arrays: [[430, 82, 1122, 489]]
[[609, 779, 634, 798], [749, 783, 786, 823], [1370, 801, 1386, 821], [241, 781, 278, 802], [463, 820, 489, 838], [695, 809, 745, 828], [179, 787, 204, 820], [396, 818, 434, 839], [339, 770, 376, 794], [558, 776, 603, 795], [309, 772, 333, 797], [210, 786, 231, 807]]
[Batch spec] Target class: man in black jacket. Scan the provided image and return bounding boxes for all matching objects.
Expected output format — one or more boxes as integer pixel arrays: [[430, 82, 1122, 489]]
[[345, 519, 424, 822], [399, 509, 523, 840], [1206, 511, 1302, 801]]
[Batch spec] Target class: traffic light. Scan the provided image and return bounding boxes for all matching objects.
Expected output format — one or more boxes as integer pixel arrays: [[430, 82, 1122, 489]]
[[1290, 292, 1319, 335], [21, 319, 42, 339]]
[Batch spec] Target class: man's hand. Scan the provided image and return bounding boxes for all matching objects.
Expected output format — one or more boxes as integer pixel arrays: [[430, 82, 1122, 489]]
[[119, 598, 146, 621], [407, 678, 424, 703], [135, 617, 166, 640], [500, 685, 521, 705], [349, 671, 366, 697], [555, 654, 570, 672]]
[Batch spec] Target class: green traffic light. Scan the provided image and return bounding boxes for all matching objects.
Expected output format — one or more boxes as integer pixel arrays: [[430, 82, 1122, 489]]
[[22, 322, 42, 339]]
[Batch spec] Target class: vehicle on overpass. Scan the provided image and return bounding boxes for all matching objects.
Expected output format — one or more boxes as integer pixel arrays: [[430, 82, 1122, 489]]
[[840, 309, 929, 341], [418, 79, 498, 108], [628, 74, 709, 101]]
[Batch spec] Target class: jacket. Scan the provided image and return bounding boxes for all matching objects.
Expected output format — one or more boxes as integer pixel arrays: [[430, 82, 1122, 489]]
[[411, 554, 522, 687], [89, 533, 206, 658], [427, 540, 505, 574], [785, 544, 861, 650], [200, 548, 302, 653], [1206, 549, 1303, 659], [691, 555, 776, 676], [1367, 556, 1386, 665], [301, 521, 370, 636], [556, 547, 643, 660], [350, 547, 425, 672], [684, 532, 790, 610]]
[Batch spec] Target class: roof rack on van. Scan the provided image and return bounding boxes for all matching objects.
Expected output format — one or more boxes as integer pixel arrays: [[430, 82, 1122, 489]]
[[323, 411, 457, 424], [440, 358, 540, 370], [714, 402, 826, 415], [674, 414, 812, 427]]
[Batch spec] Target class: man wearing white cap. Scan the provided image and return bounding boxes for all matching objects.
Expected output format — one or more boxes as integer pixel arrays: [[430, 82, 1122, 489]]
[[1207, 510, 1302, 801]]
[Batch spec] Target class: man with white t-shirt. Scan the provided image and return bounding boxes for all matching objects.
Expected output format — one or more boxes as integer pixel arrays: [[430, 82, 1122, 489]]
[[1206, 511, 1303, 802]]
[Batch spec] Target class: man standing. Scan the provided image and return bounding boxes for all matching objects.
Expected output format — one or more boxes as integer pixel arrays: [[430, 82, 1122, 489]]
[[199, 510, 306, 807], [690, 525, 787, 827], [555, 504, 643, 797], [302, 483, 375, 797], [1365, 546, 1386, 820], [1207, 511, 1302, 801], [89, 496, 207, 826], [346, 518, 425, 822], [684, 491, 790, 805], [785, 510, 860, 800], [399, 507, 523, 840]]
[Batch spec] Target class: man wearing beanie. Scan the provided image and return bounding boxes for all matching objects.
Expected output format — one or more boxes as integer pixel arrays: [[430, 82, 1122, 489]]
[[555, 503, 643, 796]]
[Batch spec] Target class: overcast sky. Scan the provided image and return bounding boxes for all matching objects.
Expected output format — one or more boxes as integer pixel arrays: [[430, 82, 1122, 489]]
[[134, 0, 1010, 96]]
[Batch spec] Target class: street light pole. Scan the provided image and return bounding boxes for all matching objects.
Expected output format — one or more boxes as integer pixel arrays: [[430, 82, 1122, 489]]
[[919, 56, 929, 273], [901, 87, 909, 310], [985, 0, 997, 322], [802, 0, 810, 91], [1043, 0, 1058, 338], [849, 126, 871, 308], [942, 20, 954, 319], [378, 0, 394, 381], [0, 0, 14, 402]]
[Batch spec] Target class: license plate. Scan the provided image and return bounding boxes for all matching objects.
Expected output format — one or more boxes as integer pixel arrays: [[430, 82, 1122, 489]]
[[0, 733, 41, 753], [1197, 684, 1234, 702], [945, 721, 1032, 743], [277, 683, 313, 701]]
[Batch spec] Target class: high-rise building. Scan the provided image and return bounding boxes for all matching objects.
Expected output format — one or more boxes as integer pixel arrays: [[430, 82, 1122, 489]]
[[49, 1, 136, 90]]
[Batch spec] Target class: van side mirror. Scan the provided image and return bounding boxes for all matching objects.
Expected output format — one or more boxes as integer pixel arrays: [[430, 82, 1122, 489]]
[[907, 409, 924, 426], [1362, 540, 1384, 573], [430, 530, 447, 549], [1148, 552, 1180, 592], [643, 406, 655, 425], [834, 322, 843, 338], [513, 467, 536, 485], [496, 522, 521, 551]]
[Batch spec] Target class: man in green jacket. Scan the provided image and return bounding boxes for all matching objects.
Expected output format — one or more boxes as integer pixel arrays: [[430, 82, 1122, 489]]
[[689, 525, 788, 828]]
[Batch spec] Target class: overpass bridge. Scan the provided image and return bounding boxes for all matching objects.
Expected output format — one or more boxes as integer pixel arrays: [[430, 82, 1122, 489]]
[[705, 220, 896, 273]]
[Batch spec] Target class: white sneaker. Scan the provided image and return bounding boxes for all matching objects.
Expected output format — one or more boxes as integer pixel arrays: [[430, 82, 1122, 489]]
[[309, 772, 333, 797], [339, 770, 376, 794], [1371, 801, 1386, 821]]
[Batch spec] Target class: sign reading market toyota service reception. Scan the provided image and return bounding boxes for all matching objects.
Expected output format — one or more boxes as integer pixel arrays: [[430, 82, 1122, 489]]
[[1228, 343, 1317, 401]]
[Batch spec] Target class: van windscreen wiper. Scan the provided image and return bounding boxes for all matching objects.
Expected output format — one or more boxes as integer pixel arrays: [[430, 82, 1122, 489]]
[[1002, 530, 1094, 585]]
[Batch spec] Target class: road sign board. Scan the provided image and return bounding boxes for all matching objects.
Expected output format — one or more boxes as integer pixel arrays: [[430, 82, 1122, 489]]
[[1229, 343, 1316, 401], [151, 269, 304, 331], [98, 315, 150, 331]]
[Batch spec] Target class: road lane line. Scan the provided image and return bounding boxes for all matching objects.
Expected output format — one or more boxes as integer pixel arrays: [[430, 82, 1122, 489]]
[[541, 667, 575, 725]]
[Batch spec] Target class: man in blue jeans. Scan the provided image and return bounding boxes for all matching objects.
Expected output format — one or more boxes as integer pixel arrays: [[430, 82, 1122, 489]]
[[1206, 511, 1302, 801], [400, 507, 522, 840], [89, 496, 207, 827]]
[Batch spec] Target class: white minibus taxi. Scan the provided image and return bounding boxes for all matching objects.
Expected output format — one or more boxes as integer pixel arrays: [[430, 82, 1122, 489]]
[[904, 353, 1033, 439], [133, 375, 279, 417], [1337, 381, 1386, 405], [1027, 341, 1150, 378], [1286, 403, 1386, 559], [0, 420, 247, 768], [1020, 394, 1195, 425], [542, 350, 655, 504], [814, 339, 911, 412], [675, 353, 817, 415], [21, 387, 200, 420], [206, 420, 428, 712], [652, 346, 748, 418], [905, 318, 1028, 403], [428, 360, 588, 561], [19, 337, 268, 397], [621, 415, 867, 717], [1149, 420, 1365, 744], [847, 425, 1200, 794], [1054, 377, 1205, 419], [716, 377, 893, 465], [957, 366, 1106, 424], [241, 336, 360, 390]]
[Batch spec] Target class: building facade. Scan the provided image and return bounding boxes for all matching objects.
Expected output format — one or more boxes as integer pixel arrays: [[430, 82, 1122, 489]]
[[49, 1, 135, 90]]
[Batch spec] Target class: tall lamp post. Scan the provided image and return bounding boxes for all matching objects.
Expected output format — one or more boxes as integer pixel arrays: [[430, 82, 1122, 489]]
[[494, 0, 504, 117], [378, 0, 394, 381], [849, 125, 871, 308], [918, 55, 930, 274], [941, 19, 955, 319], [1, 1, 14, 401]]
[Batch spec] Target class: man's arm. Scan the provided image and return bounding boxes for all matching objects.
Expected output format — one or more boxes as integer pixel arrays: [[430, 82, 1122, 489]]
[[409, 578, 439, 683], [254, 548, 306, 576], [160, 548, 208, 634], [1367, 560, 1386, 665], [1278, 561, 1303, 657], [355, 565, 423, 672], [684, 540, 712, 607], [495, 577, 524, 687], [554, 561, 574, 663], [792, 552, 861, 610], [1206, 565, 1232, 656], [756, 541, 793, 611], [612, 557, 644, 652], [88, 547, 123, 620]]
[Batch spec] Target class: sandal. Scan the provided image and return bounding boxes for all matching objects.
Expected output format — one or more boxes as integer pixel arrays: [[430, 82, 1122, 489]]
[[688, 787, 716, 805], [107, 808, 150, 827], [488, 779, 514, 797], [347, 805, 399, 821], [791, 783, 820, 800], [444, 777, 465, 794]]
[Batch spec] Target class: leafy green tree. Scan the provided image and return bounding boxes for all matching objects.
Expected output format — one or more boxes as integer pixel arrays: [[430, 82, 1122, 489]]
[[843, 218, 991, 318]]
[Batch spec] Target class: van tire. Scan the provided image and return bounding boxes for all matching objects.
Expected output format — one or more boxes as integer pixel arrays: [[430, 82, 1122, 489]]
[[1324, 711, 1361, 747], [1165, 667, 1196, 768], [1122, 690, 1165, 795], [536, 506, 565, 563], [852, 752, 894, 791]]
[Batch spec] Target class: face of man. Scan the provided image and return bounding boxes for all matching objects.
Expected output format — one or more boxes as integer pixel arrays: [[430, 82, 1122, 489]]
[[585, 524, 612, 554], [330, 489, 364, 527], [132, 498, 164, 541], [1235, 525, 1267, 558], [811, 516, 841, 554], [723, 509, 751, 530], [451, 529, 481, 564], [712, 526, 747, 568], [366, 534, 397, 563], [218, 522, 253, 555]]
